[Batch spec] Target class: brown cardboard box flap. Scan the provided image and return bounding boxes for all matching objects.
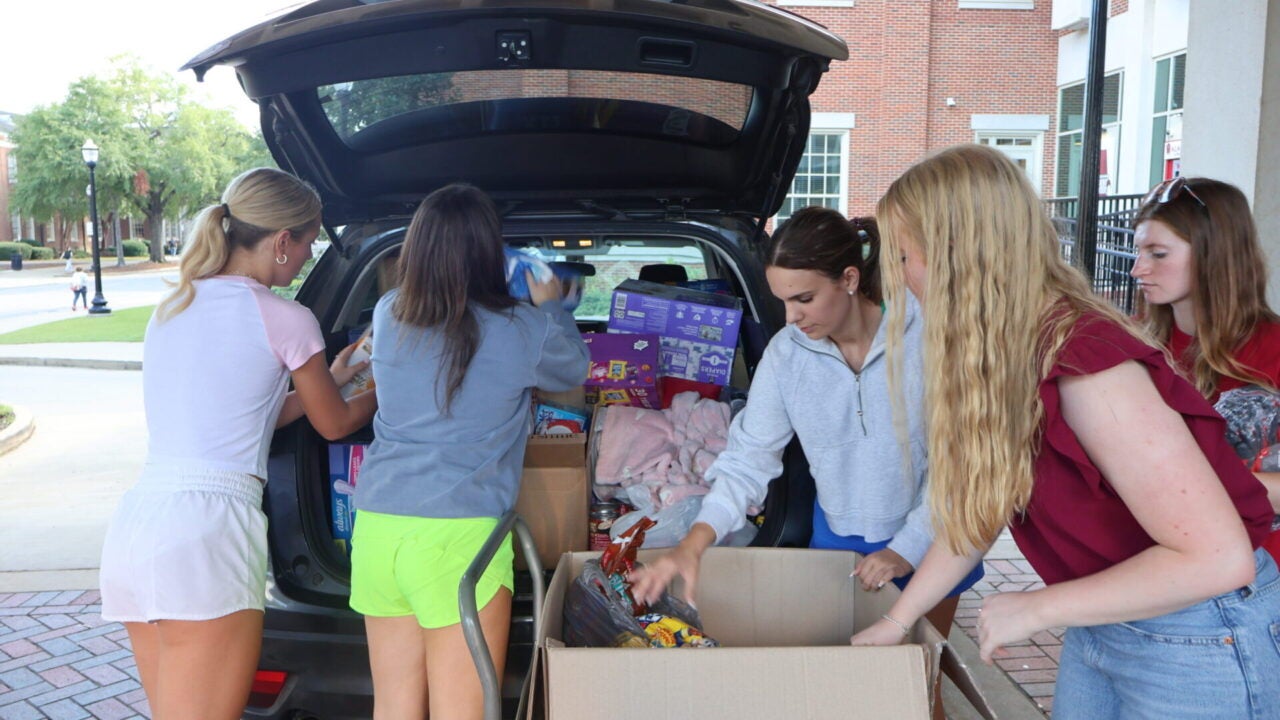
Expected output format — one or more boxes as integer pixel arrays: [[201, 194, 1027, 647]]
[[548, 645, 929, 720], [525, 433, 587, 468], [536, 548, 957, 720]]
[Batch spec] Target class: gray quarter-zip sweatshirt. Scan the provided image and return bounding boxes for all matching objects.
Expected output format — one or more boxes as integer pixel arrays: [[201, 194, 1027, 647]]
[[695, 293, 932, 566]]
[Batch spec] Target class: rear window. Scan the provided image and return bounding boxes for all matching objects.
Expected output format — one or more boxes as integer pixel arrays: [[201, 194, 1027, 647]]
[[544, 245, 708, 321], [317, 70, 751, 145]]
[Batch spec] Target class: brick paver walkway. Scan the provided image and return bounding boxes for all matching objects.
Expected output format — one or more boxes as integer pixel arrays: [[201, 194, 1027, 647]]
[[957, 532, 1061, 717], [2, 537, 1062, 720], [0, 591, 149, 720]]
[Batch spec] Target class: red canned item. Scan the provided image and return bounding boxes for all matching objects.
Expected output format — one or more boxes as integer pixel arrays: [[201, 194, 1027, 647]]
[[588, 501, 621, 551]]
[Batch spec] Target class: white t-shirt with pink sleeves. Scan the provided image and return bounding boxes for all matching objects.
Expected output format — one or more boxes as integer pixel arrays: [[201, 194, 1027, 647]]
[[143, 275, 325, 478]]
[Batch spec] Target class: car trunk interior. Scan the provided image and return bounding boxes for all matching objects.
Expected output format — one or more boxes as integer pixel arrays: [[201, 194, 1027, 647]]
[[264, 219, 817, 716]]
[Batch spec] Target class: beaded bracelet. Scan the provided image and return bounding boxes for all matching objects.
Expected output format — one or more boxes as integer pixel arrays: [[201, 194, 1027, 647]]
[[881, 613, 911, 637]]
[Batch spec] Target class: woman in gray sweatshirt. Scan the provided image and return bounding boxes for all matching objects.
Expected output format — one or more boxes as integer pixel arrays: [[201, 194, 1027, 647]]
[[349, 183, 589, 719], [630, 207, 981, 640]]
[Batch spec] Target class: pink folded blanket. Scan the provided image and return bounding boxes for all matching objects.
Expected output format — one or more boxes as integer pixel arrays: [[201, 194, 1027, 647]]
[[594, 392, 731, 508]]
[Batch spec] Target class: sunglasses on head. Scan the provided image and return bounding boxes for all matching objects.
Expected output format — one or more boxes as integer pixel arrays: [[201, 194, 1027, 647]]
[[1142, 176, 1209, 214]]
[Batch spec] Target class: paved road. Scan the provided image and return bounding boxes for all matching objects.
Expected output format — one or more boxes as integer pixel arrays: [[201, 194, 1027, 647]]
[[0, 366, 145, 588], [0, 266, 177, 336]]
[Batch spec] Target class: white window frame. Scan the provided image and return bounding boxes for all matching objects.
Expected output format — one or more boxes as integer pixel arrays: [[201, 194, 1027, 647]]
[[776, 117, 851, 222], [1150, 51, 1186, 187], [975, 131, 1045, 194], [1055, 72, 1124, 197]]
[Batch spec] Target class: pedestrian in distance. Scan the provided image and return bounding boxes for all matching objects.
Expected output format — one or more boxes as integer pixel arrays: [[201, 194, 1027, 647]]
[[629, 208, 979, 638], [69, 266, 89, 310], [98, 167, 378, 720], [63, 247, 74, 272], [349, 183, 589, 720], [1131, 175, 1280, 562], [850, 144, 1280, 720]]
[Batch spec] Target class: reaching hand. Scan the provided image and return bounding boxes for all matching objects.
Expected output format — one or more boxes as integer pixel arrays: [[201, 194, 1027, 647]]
[[527, 270, 565, 309], [852, 548, 914, 592], [627, 543, 702, 608], [849, 617, 911, 647], [976, 591, 1043, 664], [329, 341, 369, 388]]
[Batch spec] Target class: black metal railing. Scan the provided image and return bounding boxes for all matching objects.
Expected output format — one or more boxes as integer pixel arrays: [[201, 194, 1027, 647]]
[[1047, 193, 1145, 315]]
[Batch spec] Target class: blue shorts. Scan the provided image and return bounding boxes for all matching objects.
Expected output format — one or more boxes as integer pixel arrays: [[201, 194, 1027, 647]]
[[809, 500, 983, 598]]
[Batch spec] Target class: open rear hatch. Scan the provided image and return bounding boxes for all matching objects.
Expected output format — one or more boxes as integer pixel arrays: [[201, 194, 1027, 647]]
[[183, 0, 847, 245]]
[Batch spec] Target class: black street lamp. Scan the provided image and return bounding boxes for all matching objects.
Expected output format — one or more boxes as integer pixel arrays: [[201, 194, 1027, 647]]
[[82, 140, 111, 315]]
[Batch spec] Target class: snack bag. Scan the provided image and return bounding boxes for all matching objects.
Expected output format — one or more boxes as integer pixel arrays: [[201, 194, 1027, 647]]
[[563, 516, 718, 648], [340, 328, 375, 399]]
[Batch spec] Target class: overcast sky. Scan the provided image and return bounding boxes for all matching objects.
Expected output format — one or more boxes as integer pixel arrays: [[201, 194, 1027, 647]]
[[2, 0, 306, 129]]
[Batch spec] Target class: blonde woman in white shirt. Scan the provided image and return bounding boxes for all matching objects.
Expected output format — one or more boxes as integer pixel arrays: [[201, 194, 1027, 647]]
[[99, 168, 377, 720]]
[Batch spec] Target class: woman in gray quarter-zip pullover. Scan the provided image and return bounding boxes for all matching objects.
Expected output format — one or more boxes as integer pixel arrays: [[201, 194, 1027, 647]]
[[631, 207, 982, 644]]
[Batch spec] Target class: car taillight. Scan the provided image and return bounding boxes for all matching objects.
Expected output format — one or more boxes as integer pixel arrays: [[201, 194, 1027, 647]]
[[247, 670, 288, 709]]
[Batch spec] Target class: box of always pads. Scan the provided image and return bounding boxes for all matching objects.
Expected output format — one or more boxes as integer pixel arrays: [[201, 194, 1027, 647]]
[[329, 443, 366, 550], [514, 433, 589, 570], [607, 279, 742, 386], [581, 332, 661, 409], [528, 548, 997, 720]]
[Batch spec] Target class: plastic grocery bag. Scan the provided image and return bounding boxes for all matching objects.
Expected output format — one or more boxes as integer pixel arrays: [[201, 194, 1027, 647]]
[[563, 517, 718, 648], [562, 559, 716, 648], [610, 496, 703, 549]]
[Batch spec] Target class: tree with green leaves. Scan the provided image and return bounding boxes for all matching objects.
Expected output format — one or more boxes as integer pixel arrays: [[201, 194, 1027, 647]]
[[11, 56, 273, 261]]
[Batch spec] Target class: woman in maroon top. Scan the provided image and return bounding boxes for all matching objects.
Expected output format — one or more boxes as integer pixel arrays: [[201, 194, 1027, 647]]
[[851, 145, 1280, 719], [1131, 177, 1280, 565]]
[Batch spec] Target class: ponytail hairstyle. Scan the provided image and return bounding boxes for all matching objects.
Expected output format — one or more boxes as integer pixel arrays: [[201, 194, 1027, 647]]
[[768, 206, 882, 304], [394, 183, 516, 413], [156, 168, 322, 322]]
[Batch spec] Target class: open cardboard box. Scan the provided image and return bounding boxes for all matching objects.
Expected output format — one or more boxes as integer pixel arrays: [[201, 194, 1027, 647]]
[[514, 433, 589, 570], [526, 547, 994, 720]]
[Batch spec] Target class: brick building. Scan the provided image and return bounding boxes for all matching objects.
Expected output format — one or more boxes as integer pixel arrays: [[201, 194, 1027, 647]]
[[769, 0, 1059, 220], [0, 111, 16, 243]]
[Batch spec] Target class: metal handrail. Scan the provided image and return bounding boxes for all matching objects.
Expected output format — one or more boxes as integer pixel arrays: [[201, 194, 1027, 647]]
[[459, 511, 545, 720]]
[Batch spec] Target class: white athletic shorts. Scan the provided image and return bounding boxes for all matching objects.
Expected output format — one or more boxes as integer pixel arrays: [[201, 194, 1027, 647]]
[[99, 463, 268, 622]]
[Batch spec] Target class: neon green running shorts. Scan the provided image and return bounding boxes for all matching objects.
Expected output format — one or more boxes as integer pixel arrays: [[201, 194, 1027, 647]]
[[349, 510, 514, 629]]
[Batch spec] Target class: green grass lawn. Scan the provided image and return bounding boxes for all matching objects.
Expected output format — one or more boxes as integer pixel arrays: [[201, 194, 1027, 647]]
[[0, 305, 155, 344], [0, 404, 13, 432]]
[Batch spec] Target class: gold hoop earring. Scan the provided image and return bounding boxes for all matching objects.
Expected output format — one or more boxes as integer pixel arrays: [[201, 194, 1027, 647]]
[[275, 255, 288, 265]]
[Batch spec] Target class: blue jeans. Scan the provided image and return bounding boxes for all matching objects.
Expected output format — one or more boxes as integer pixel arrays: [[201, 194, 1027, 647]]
[[1055, 548, 1280, 719], [809, 499, 983, 598]]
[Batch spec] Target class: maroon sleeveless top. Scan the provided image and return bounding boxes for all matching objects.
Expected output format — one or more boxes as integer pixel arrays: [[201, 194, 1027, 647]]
[[1008, 312, 1272, 585]]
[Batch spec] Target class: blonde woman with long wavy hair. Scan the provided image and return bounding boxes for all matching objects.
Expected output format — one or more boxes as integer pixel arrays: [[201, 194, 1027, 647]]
[[99, 167, 376, 720], [851, 144, 1280, 719]]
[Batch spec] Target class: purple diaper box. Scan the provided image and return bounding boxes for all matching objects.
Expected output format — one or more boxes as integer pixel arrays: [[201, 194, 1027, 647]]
[[582, 332, 661, 409], [607, 279, 743, 386]]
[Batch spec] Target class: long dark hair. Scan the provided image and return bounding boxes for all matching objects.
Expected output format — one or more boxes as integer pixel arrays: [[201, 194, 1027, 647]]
[[394, 183, 516, 412], [1134, 177, 1279, 395], [768, 207, 882, 304]]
